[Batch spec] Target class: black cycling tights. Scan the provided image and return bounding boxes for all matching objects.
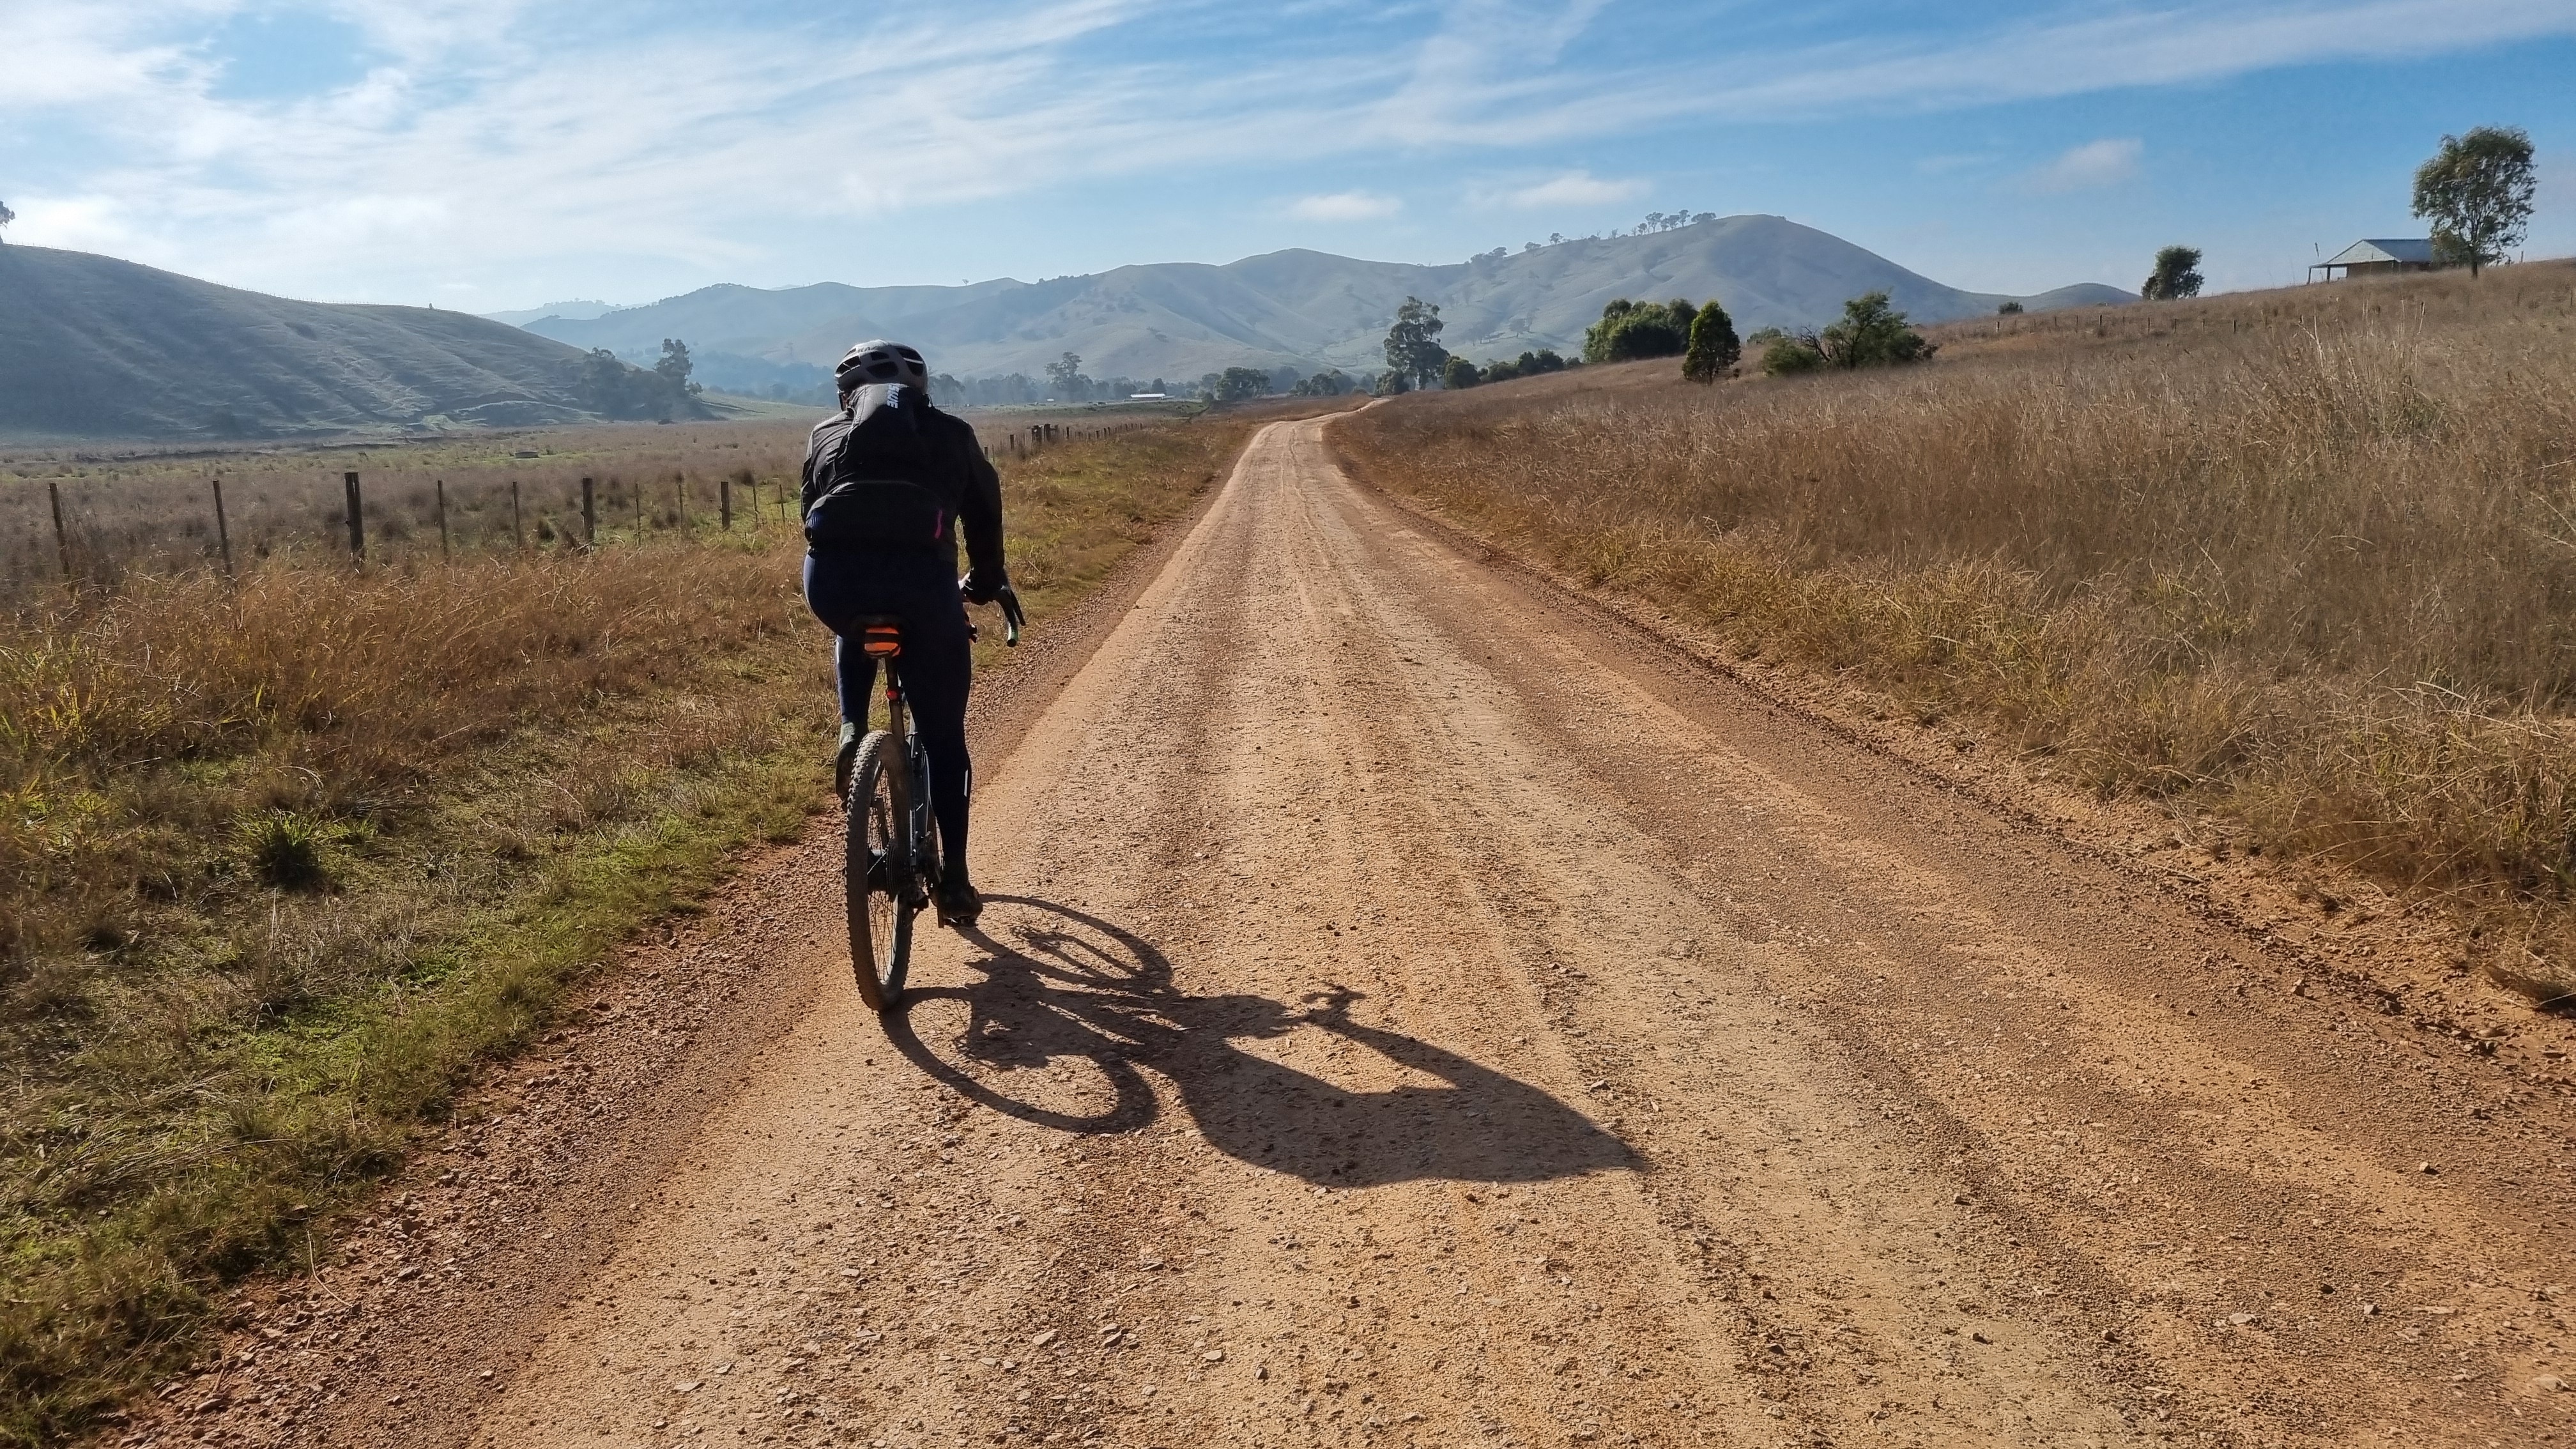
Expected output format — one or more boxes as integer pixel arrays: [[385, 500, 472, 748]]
[[803, 555, 973, 878]]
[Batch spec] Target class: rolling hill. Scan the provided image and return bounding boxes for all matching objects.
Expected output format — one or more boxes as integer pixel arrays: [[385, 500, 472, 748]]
[[516, 215, 2132, 388], [0, 246, 704, 441]]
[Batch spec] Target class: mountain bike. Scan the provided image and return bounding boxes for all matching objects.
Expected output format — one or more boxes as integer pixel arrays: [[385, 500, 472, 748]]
[[845, 586, 1022, 1011]]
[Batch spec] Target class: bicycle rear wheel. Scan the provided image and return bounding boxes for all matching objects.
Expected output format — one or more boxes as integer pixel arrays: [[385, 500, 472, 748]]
[[845, 730, 917, 1011]]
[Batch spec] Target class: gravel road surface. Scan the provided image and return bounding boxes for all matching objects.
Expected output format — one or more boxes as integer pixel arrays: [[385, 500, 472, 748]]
[[139, 417, 2576, 1449]]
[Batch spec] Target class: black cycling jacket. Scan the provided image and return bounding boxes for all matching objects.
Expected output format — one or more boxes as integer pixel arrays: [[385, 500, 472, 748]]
[[799, 384, 1004, 581]]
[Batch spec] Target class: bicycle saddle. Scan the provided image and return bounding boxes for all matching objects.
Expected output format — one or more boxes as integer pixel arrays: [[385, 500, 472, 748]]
[[847, 615, 903, 658]]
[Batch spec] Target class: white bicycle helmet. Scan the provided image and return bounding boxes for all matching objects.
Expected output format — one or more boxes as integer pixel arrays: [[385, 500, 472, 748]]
[[835, 339, 929, 391]]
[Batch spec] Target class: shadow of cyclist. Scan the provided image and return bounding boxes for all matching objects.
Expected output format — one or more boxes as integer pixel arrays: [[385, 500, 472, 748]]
[[878, 896, 1637, 1187]]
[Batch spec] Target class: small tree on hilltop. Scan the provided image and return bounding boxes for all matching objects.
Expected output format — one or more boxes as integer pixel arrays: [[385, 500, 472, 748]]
[[0, 199, 15, 242], [2141, 247, 2204, 301], [1682, 300, 1740, 383], [1383, 298, 1449, 390], [1441, 356, 1481, 390], [2414, 126, 2536, 277], [1996, 300, 2024, 316]]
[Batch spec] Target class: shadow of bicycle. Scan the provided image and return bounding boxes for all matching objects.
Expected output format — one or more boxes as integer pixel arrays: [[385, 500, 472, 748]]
[[878, 896, 1637, 1187]]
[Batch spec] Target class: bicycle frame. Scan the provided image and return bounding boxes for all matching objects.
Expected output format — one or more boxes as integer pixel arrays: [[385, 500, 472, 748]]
[[877, 659, 942, 897]]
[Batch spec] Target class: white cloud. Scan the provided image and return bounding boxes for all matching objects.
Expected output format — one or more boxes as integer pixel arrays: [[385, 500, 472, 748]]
[[1478, 170, 1648, 210], [2027, 138, 2143, 192], [8, 0, 2576, 301], [1289, 190, 1402, 221]]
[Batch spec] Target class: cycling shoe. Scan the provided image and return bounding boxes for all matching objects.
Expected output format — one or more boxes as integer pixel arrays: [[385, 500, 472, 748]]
[[935, 873, 983, 928]]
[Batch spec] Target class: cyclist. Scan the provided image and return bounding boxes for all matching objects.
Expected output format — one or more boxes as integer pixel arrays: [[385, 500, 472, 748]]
[[799, 340, 1008, 928]]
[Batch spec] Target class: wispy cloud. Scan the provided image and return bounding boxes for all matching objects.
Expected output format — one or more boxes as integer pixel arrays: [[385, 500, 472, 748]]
[[1289, 190, 1404, 221], [1475, 170, 1649, 210], [2027, 138, 2142, 192], [5, 0, 2574, 302]]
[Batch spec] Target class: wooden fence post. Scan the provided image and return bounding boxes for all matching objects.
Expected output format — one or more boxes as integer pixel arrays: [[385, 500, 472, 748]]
[[511, 481, 523, 549], [632, 479, 643, 537], [212, 477, 233, 578], [435, 479, 451, 561], [581, 477, 596, 550], [721, 475, 732, 531], [342, 471, 365, 563], [676, 474, 687, 530], [49, 480, 70, 580]]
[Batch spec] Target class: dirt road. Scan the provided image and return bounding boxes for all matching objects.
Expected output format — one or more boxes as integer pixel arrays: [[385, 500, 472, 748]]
[[157, 417, 2576, 1449]]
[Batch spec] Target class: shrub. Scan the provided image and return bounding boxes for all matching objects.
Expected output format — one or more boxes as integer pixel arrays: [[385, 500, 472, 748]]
[[1756, 330, 1825, 375], [1480, 351, 1567, 385], [1583, 299, 1698, 364], [237, 810, 328, 890], [1997, 300, 2025, 315], [1758, 293, 1936, 374], [1441, 356, 1482, 390]]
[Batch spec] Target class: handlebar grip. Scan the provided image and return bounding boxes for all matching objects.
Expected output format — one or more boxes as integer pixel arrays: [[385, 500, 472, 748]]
[[999, 584, 1025, 647]]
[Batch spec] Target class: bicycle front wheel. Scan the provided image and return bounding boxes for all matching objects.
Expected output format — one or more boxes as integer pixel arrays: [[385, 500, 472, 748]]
[[845, 730, 917, 1011]]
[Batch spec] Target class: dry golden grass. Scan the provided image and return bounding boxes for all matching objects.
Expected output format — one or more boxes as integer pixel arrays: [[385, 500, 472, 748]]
[[0, 409, 1187, 592], [0, 413, 1250, 1445], [1337, 261, 2576, 1002]]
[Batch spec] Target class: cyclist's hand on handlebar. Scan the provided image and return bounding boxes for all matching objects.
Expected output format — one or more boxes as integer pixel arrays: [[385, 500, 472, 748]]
[[959, 569, 1005, 606]]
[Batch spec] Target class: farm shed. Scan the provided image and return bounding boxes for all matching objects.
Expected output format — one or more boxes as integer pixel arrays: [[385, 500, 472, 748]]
[[2308, 238, 2437, 280]]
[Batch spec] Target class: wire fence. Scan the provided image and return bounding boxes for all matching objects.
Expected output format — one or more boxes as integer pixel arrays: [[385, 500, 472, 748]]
[[1, 415, 1165, 599]]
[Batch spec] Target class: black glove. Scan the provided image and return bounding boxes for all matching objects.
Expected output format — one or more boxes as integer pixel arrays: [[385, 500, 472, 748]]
[[960, 569, 1007, 606]]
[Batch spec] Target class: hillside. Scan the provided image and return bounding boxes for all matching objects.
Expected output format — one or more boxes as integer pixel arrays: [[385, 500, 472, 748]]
[[0, 247, 702, 441], [520, 215, 2131, 387]]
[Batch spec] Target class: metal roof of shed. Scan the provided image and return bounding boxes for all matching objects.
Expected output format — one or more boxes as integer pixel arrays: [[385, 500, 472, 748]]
[[2322, 238, 2435, 266]]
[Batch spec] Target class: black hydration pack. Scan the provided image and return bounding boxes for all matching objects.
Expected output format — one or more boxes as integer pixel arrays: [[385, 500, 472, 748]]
[[802, 385, 954, 555]]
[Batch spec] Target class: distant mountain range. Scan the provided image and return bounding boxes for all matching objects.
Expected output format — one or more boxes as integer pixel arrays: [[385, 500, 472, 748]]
[[481, 299, 622, 327], [0, 247, 716, 441], [0, 216, 2132, 441], [505, 215, 2131, 392]]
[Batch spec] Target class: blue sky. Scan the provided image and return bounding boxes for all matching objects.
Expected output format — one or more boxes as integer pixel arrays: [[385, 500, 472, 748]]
[[3, 0, 2572, 310]]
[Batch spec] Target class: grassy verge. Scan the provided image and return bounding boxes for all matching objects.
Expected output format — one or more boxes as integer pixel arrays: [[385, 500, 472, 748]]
[[1333, 263, 2576, 1006], [0, 415, 1250, 1446]]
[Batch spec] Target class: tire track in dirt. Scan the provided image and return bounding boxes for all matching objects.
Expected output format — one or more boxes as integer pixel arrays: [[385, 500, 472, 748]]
[[131, 417, 2576, 1449]]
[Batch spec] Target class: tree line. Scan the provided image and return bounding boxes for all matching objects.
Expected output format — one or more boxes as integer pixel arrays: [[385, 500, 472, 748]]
[[1374, 286, 1937, 391]]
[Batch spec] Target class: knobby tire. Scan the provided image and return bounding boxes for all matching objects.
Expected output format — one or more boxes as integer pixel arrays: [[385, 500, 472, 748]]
[[846, 730, 916, 1011]]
